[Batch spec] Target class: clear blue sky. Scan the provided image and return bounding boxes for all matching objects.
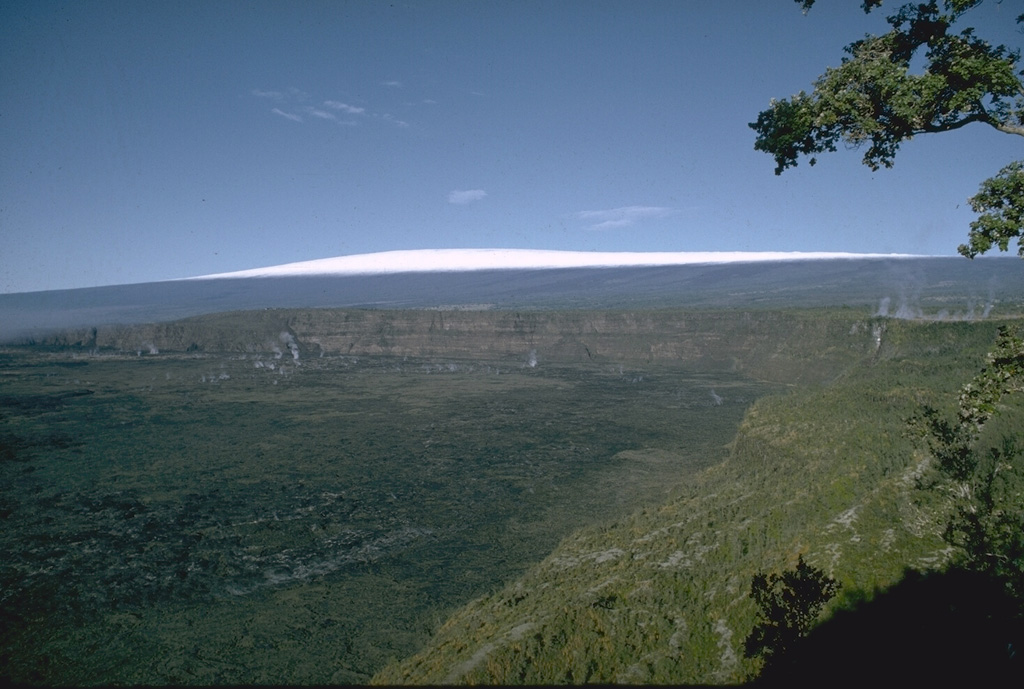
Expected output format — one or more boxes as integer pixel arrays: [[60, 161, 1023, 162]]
[[1, 0, 1021, 293]]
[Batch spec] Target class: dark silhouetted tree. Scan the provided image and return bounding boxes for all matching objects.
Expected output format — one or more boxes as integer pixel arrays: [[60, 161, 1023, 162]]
[[744, 555, 839, 672]]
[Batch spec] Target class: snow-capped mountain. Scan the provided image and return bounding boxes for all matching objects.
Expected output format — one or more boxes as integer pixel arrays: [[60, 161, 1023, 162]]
[[188, 248, 921, 280], [2, 251, 1020, 343]]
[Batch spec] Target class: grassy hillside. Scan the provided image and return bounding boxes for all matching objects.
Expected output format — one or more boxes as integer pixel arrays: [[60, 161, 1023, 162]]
[[372, 318, 1023, 685]]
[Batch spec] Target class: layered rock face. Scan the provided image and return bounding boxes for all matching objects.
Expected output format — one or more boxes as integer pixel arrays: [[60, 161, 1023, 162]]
[[29, 307, 885, 385]]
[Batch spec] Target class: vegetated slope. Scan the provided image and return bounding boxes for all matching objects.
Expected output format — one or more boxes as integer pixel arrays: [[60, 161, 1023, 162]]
[[372, 319, 1022, 685]]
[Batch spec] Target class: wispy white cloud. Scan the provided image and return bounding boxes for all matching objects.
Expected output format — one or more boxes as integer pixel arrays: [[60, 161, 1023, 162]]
[[382, 80, 403, 88], [305, 106, 336, 120], [574, 205, 679, 230], [382, 113, 409, 128], [324, 100, 365, 114], [257, 87, 411, 128], [448, 189, 487, 205], [271, 108, 303, 123]]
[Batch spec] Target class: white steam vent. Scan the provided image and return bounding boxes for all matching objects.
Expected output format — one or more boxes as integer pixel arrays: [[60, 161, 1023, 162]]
[[279, 332, 300, 361]]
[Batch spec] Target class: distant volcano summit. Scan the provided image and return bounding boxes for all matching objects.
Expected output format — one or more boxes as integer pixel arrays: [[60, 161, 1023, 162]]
[[2, 251, 1020, 343], [187, 248, 923, 280]]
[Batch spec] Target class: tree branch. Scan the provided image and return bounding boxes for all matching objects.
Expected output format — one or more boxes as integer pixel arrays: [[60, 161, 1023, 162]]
[[918, 109, 1024, 137], [993, 121, 1024, 137], [919, 111, 992, 134]]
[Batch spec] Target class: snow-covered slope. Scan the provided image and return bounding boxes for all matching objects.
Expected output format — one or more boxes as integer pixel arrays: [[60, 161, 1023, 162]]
[[188, 248, 921, 279], [5, 253, 1018, 343]]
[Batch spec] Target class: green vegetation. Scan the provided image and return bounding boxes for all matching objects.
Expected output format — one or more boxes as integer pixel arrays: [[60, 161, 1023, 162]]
[[755, 324, 1024, 685], [752, 0, 1024, 257], [743, 556, 839, 672], [965, 161, 1024, 258], [372, 317, 1023, 684], [2, 308, 1021, 685], [912, 324, 1024, 602]]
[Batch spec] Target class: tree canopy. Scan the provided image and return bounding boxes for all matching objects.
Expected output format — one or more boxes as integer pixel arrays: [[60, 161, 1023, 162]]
[[751, 1, 1024, 257], [744, 555, 839, 672], [911, 325, 1024, 599]]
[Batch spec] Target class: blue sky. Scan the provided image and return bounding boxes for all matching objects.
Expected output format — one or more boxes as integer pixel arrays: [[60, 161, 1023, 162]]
[[1, 0, 1021, 293]]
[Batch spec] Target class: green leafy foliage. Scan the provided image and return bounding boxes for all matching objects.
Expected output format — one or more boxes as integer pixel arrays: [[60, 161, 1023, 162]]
[[755, 1, 1024, 256], [755, 1, 1022, 173], [911, 325, 1024, 599], [744, 556, 839, 670], [962, 161, 1024, 257]]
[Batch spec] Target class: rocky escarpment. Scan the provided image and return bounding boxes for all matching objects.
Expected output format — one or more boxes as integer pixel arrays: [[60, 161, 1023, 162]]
[[22, 307, 888, 385]]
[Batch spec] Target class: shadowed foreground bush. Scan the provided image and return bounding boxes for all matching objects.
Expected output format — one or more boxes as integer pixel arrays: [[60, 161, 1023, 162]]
[[755, 567, 1023, 687]]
